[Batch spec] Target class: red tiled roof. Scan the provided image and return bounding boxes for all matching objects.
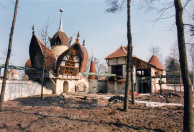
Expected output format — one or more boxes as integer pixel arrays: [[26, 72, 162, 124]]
[[148, 55, 165, 71], [105, 46, 127, 59], [88, 59, 98, 79], [25, 58, 32, 68], [30, 34, 56, 70], [50, 31, 70, 47], [80, 46, 89, 72], [105, 45, 136, 59], [104, 45, 158, 68], [25, 58, 34, 75]]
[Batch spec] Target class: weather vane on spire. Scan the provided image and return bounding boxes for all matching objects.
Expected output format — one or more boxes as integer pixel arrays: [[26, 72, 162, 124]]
[[59, 8, 64, 32], [32, 24, 35, 34]]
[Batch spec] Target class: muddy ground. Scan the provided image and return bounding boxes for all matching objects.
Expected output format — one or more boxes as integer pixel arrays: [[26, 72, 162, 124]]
[[0, 92, 185, 132]]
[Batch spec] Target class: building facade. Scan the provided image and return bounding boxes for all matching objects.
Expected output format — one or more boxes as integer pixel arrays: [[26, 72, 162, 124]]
[[25, 9, 89, 94], [105, 45, 166, 94]]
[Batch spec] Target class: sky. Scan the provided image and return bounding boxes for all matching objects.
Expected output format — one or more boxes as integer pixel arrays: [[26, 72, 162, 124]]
[[0, 0, 193, 69]]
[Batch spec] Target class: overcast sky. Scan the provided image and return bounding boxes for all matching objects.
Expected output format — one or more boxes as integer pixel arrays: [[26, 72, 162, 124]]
[[0, 0, 193, 68]]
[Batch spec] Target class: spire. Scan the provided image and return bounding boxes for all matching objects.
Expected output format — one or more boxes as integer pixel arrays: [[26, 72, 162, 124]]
[[82, 39, 85, 46], [91, 49, 94, 61], [88, 50, 98, 80], [59, 8, 63, 32], [76, 31, 80, 43]]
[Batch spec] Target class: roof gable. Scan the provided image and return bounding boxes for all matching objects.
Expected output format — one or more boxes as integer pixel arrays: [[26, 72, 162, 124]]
[[29, 34, 56, 70], [105, 46, 127, 59], [56, 42, 89, 72], [148, 55, 165, 71]]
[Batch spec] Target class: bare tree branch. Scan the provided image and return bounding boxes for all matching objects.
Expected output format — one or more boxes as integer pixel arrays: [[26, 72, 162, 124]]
[[105, 0, 126, 13]]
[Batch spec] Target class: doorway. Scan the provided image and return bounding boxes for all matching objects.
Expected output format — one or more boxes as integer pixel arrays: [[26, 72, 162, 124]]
[[63, 81, 68, 93]]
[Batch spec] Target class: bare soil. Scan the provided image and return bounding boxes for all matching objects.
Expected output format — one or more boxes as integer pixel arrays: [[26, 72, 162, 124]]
[[135, 90, 184, 104], [0, 92, 184, 132]]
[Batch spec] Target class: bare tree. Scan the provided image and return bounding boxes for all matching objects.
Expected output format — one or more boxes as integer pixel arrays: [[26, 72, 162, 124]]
[[148, 45, 163, 63], [39, 19, 50, 49], [38, 20, 50, 99], [0, 0, 19, 112], [165, 43, 180, 71], [170, 43, 179, 60], [85, 57, 107, 78], [106, 0, 134, 111], [140, 0, 193, 130], [93, 58, 107, 74], [189, 44, 194, 71], [174, 0, 193, 131], [0, 49, 14, 62]]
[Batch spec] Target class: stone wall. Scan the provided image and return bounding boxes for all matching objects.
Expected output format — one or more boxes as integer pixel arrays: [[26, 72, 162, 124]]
[[0, 80, 52, 101]]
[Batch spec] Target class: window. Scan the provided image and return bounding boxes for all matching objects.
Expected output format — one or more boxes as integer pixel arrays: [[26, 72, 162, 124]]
[[112, 65, 122, 76], [55, 36, 61, 45]]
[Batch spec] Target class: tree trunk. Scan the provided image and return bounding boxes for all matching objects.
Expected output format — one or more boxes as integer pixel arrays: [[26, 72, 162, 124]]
[[174, 0, 193, 131], [0, 0, 19, 112], [124, 0, 134, 111]]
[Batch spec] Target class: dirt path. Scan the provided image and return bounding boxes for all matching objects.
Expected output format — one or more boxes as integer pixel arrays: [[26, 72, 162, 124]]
[[0, 93, 184, 132]]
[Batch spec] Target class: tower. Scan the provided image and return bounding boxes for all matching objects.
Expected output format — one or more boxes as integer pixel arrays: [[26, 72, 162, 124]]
[[88, 51, 98, 93]]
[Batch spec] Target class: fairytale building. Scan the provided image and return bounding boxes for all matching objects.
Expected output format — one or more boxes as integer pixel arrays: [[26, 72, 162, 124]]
[[25, 9, 89, 94]]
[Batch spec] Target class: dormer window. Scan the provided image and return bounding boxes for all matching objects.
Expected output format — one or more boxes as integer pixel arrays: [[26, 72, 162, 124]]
[[55, 36, 61, 45]]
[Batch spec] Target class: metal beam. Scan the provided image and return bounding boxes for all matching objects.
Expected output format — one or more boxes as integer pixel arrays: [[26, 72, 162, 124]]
[[82, 72, 116, 76]]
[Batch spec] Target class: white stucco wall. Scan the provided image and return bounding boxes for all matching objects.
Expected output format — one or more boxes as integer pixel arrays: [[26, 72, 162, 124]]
[[107, 82, 115, 93], [118, 57, 126, 64], [109, 58, 117, 65], [89, 79, 98, 93], [76, 79, 89, 93], [117, 82, 125, 94], [44, 78, 56, 93], [122, 65, 126, 78], [55, 78, 89, 94], [108, 57, 126, 66], [52, 45, 68, 57], [150, 68, 167, 93], [0, 80, 52, 101], [108, 66, 111, 74]]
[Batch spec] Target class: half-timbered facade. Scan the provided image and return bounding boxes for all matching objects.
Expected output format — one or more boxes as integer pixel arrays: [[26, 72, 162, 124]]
[[105, 45, 166, 94]]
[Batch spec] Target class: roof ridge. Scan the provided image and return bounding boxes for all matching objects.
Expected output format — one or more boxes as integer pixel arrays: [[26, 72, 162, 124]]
[[121, 46, 127, 55]]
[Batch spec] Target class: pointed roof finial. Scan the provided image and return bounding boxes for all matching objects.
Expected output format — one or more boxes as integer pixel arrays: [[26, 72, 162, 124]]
[[32, 24, 35, 34], [59, 8, 63, 32], [77, 31, 80, 39], [91, 49, 94, 61], [76, 31, 80, 43], [88, 49, 98, 80], [83, 39, 85, 46]]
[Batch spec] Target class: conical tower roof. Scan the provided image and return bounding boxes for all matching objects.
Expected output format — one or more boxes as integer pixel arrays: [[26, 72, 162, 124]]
[[50, 8, 71, 47], [88, 55, 98, 79], [148, 55, 165, 71]]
